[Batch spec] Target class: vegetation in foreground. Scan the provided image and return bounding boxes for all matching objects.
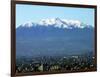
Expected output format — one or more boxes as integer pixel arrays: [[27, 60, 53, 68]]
[[16, 53, 96, 73]]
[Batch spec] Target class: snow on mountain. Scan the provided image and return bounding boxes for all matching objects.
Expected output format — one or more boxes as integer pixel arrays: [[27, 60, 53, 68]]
[[18, 21, 37, 28], [38, 18, 82, 28], [20, 21, 33, 27], [17, 18, 93, 29]]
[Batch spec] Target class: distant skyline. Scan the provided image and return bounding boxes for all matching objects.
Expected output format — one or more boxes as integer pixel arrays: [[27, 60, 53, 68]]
[[16, 4, 95, 28]]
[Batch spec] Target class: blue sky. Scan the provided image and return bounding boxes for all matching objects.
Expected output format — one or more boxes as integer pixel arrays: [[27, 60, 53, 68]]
[[16, 4, 95, 28]]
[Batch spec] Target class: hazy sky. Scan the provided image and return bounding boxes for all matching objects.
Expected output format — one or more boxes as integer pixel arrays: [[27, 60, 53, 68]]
[[16, 4, 95, 28]]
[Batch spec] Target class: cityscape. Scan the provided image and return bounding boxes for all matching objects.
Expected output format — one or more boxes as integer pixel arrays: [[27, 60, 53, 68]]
[[16, 52, 96, 73]]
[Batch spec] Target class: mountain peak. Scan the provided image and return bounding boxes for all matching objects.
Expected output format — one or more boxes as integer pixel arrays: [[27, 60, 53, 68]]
[[17, 18, 93, 29]]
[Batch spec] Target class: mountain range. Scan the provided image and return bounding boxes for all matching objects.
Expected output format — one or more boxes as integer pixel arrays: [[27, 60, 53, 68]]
[[17, 17, 93, 29], [16, 18, 94, 57]]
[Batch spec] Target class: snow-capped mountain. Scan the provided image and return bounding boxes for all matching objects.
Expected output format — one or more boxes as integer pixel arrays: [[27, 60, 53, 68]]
[[16, 18, 94, 57], [17, 18, 93, 29]]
